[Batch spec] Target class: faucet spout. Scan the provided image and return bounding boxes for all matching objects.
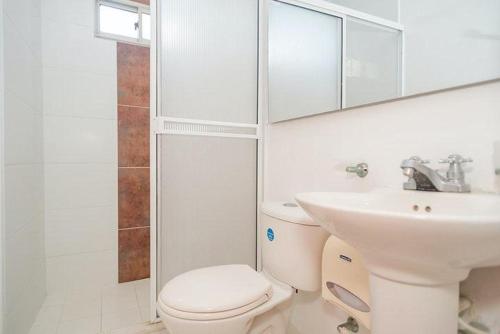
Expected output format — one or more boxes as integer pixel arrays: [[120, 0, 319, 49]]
[[400, 155, 471, 193]]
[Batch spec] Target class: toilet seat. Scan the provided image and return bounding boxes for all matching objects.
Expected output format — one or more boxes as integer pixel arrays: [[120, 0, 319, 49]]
[[158, 265, 273, 321], [158, 294, 271, 321]]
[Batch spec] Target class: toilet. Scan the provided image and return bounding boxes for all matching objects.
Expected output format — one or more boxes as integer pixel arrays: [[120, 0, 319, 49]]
[[157, 202, 330, 334]]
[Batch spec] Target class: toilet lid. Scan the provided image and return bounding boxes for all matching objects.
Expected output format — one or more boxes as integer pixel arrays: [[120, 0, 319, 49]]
[[159, 265, 272, 314]]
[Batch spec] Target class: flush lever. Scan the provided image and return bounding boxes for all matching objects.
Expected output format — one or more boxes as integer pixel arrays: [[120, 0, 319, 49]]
[[346, 163, 369, 178]]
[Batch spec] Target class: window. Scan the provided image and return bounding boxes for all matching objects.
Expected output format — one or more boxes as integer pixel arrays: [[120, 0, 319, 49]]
[[96, 0, 151, 46]]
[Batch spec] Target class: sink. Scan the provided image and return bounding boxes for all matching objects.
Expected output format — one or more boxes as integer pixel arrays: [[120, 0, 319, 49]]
[[296, 189, 500, 334], [296, 189, 500, 284]]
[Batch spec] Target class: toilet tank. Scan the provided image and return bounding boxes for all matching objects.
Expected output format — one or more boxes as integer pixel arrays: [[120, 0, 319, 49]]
[[261, 202, 330, 291]]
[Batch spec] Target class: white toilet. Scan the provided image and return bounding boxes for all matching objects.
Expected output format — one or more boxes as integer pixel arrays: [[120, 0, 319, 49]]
[[157, 202, 330, 334]]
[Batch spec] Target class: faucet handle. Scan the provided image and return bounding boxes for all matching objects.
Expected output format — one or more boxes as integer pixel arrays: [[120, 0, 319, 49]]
[[439, 154, 473, 165]]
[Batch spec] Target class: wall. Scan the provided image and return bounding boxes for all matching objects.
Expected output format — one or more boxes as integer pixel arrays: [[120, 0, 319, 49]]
[[265, 80, 500, 333], [2, 0, 46, 332], [117, 42, 150, 283], [42, 0, 118, 296]]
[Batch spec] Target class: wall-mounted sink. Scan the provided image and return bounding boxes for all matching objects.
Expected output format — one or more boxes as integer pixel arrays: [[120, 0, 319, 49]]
[[296, 189, 500, 334]]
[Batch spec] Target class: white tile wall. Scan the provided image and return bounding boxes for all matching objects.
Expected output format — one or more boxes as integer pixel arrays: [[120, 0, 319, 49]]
[[46, 207, 116, 257], [45, 164, 116, 210], [44, 116, 117, 164], [4, 91, 44, 165], [2, 0, 45, 332], [42, 0, 95, 29], [265, 80, 500, 333], [41, 0, 118, 306], [42, 20, 116, 75], [46, 250, 117, 296], [43, 69, 117, 119]]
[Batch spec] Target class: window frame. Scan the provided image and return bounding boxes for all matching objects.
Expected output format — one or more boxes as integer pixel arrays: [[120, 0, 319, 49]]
[[95, 0, 151, 46]]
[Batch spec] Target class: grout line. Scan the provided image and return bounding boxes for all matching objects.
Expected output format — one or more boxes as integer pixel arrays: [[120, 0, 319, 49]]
[[119, 226, 150, 231], [46, 205, 116, 212], [4, 162, 44, 167], [118, 104, 151, 110], [46, 248, 116, 259], [54, 300, 63, 334], [44, 113, 118, 121], [42, 65, 116, 77], [44, 113, 117, 121], [133, 281, 142, 322], [41, 15, 95, 30], [99, 289, 104, 334], [45, 162, 117, 166]]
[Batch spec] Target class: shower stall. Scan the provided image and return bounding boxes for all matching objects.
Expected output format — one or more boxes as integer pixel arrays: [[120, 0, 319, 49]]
[[150, 0, 264, 319]]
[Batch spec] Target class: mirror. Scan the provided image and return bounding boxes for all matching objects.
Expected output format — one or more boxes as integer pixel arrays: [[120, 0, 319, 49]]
[[268, 0, 500, 122]]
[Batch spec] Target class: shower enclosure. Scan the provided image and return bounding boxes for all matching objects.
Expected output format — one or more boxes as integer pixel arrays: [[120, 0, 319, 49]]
[[150, 0, 263, 320]]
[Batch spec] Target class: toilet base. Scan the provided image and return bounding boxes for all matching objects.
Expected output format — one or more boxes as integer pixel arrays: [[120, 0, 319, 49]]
[[159, 297, 292, 334], [158, 310, 254, 334], [248, 295, 292, 334]]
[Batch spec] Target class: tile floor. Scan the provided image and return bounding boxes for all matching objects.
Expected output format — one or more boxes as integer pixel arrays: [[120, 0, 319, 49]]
[[29, 279, 167, 334]]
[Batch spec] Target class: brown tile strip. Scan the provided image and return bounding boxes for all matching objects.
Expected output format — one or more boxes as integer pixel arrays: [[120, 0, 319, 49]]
[[119, 167, 150, 229], [118, 105, 150, 167], [117, 43, 150, 108], [119, 228, 150, 283], [117, 40, 151, 282]]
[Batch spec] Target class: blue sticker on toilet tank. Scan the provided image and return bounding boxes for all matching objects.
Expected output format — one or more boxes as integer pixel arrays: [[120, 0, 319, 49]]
[[267, 228, 275, 241]]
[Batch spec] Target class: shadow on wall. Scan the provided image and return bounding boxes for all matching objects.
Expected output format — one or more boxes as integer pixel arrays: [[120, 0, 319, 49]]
[[494, 141, 500, 193], [461, 267, 500, 331], [289, 291, 370, 334]]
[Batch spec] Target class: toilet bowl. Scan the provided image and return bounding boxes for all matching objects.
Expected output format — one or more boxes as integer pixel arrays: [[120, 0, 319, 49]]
[[158, 265, 293, 334], [157, 202, 330, 334]]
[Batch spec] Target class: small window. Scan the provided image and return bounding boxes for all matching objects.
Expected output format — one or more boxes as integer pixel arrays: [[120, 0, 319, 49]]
[[96, 0, 150, 46]]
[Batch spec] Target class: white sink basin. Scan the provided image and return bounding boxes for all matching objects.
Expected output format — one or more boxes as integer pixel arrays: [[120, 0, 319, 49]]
[[296, 189, 500, 334]]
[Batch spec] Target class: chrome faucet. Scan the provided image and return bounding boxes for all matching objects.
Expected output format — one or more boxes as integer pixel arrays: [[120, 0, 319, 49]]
[[401, 154, 472, 193]]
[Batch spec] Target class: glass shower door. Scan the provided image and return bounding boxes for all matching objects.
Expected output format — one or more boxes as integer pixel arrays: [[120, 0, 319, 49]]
[[155, 0, 259, 294]]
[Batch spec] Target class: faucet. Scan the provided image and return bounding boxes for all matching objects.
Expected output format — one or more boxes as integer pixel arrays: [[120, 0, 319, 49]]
[[401, 154, 472, 193]]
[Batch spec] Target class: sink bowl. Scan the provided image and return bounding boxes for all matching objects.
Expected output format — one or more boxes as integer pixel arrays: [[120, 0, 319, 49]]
[[296, 189, 500, 284], [296, 189, 500, 334]]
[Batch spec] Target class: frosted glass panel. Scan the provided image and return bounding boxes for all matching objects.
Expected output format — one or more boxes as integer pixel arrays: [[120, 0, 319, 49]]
[[158, 136, 257, 288], [345, 18, 402, 108], [325, 0, 399, 21], [160, 0, 258, 123], [268, 1, 342, 123]]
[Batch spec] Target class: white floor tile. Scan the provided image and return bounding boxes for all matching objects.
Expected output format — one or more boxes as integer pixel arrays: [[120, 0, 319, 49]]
[[102, 295, 138, 315], [102, 282, 136, 299], [102, 307, 144, 332], [43, 292, 66, 307], [61, 299, 101, 322], [134, 280, 150, 309], [139, 305, 152, 323], [30, 322, 59, 334], [106, 322, 165, 334], [57, 316, 100, 334], [32, 279, 153, 334], [33, 305, 63, 327], [65, 286, 102, 304]]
